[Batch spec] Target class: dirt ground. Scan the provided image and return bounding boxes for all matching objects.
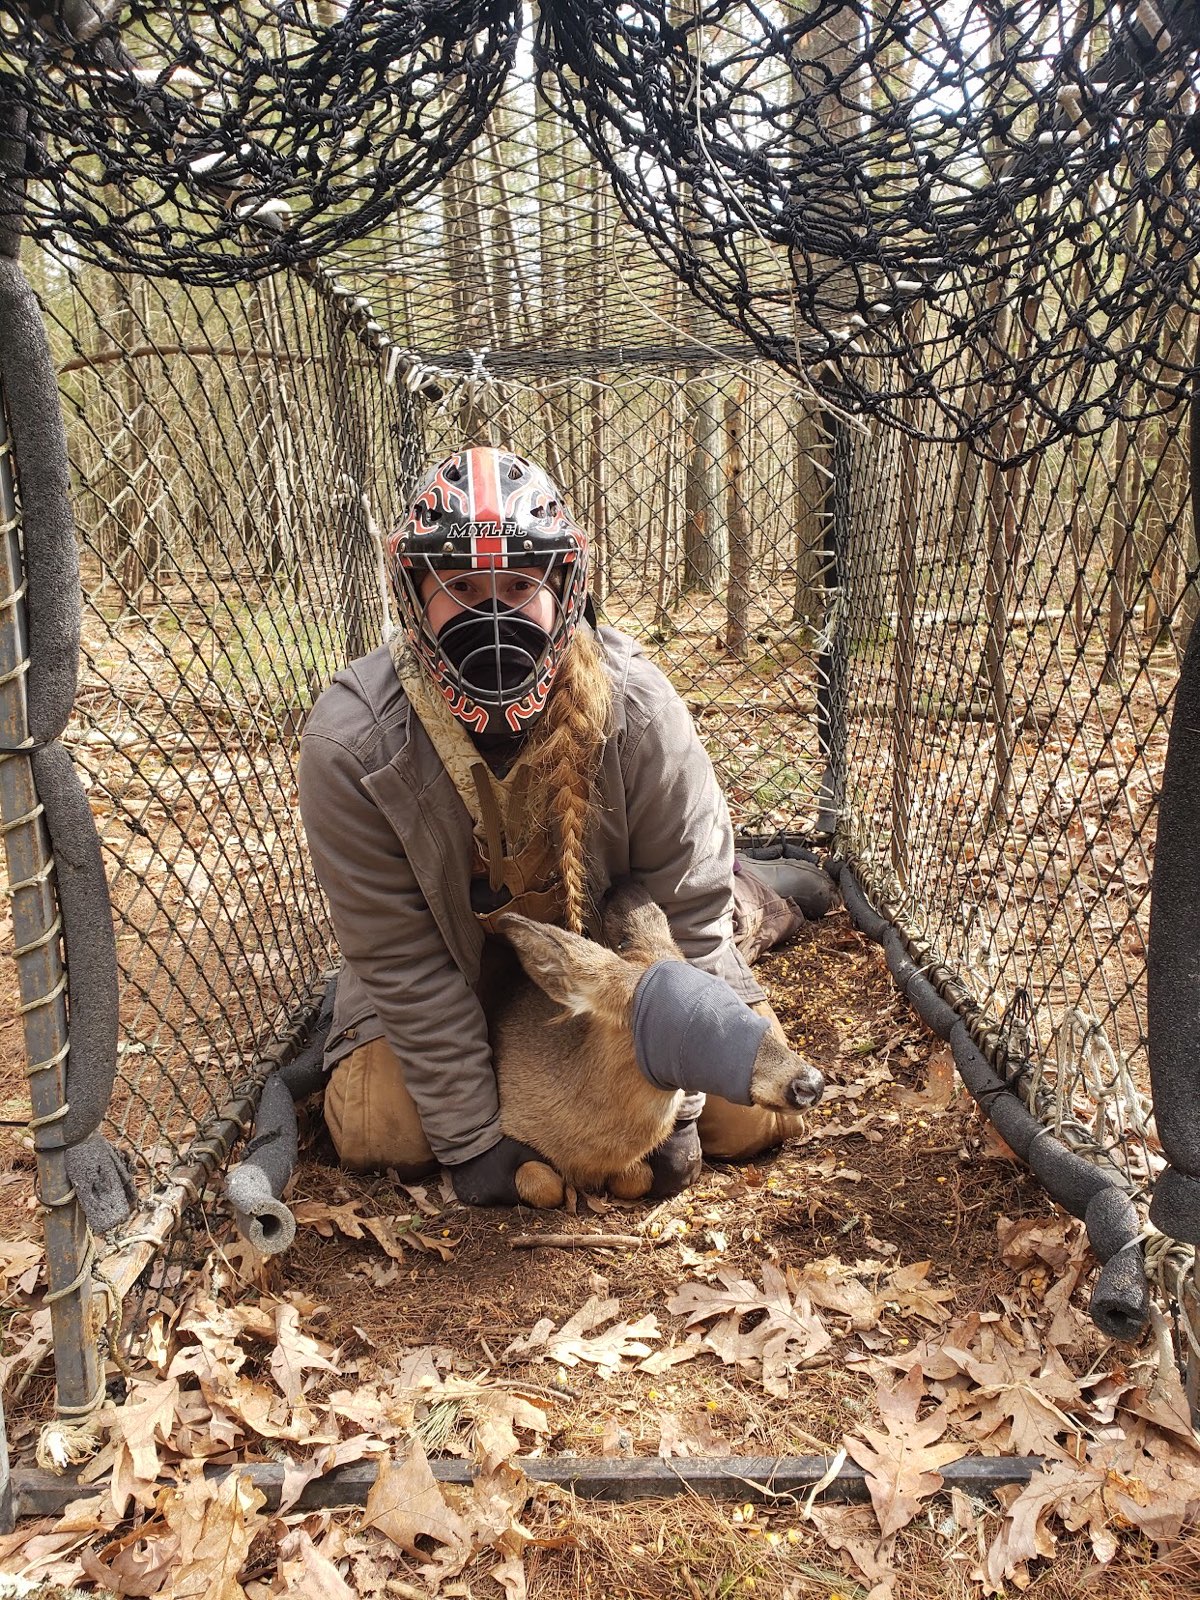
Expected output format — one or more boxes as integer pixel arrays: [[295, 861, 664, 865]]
[[272, 912, 1055, 1449], [2, 905, 1197, 1597]]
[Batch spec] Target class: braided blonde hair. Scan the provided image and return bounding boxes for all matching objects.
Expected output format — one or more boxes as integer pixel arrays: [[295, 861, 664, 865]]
[[525, 628, 612, 934]]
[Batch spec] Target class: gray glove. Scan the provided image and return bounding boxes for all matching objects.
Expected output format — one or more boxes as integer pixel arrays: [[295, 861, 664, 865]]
[[447, 1135, 546, 1207]]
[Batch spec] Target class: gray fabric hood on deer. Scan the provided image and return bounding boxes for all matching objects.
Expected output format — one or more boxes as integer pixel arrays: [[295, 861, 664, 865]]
[[631, 959, 770, 1105]]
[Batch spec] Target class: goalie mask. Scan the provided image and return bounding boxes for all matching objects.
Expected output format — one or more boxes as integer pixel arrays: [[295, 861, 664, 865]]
[[388, 448, 590, 738]]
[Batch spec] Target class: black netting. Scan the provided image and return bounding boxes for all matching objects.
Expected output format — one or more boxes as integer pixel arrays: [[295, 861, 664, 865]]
[[30, 254, 422, 1186], [4, 3, 1200, 459]]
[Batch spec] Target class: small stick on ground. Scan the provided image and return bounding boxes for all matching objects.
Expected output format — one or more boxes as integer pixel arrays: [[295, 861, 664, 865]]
[[508, 1232, 649, 1251]]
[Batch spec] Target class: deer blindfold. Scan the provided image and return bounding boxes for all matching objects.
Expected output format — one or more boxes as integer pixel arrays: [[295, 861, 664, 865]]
[[631, 960, 769, 1106]]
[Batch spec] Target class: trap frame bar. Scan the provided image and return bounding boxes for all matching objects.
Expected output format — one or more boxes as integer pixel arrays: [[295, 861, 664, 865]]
[[9, 1451, 1045, 1519], [0, 350, 103, 1446]]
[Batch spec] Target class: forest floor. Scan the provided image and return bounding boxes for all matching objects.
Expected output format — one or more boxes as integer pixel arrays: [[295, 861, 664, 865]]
[[2, 904, 1198, 1597]]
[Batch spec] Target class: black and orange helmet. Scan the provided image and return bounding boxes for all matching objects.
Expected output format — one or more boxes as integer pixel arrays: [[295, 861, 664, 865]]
[[388, 447, 591, 738]]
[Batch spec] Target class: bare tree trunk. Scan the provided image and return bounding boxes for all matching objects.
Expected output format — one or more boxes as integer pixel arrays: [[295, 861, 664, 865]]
[[243, 276, 295, 579], [323, 301, 378, 662], [114, 278, 165, 607], [654, 383, 682, 631], [586, 180, 609, 606], [587, 387, 609, 607], [683, 386, 724, 593], [791, 405, 827, 622], [1102, 414, 1141, 685], [724, 382, 751, 657]]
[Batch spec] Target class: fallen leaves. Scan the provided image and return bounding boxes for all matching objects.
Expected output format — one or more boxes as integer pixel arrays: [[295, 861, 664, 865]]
[[667, 1263, 832, 1397], [292, 1199, 458, 1262], [364, 1442, 467, 1556], [844, 1367, 967, 1540], [163, 1471, 267, 1600], [4, 1137, 1196, 1600], [503, 1295, 661, 1375]]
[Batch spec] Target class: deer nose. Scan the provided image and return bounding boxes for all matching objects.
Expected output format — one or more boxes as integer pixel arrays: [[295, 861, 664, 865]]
[[786, 1063, 825, 1109]]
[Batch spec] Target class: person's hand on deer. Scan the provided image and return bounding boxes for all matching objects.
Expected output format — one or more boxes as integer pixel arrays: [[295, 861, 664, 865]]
[[299, 447, 824, 1208]]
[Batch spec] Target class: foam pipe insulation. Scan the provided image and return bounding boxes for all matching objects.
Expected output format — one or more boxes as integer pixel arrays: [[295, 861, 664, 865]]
[[224, 980, 336, 1255], [1147, 368, 1200, 1246], [224, 1073, 298, 1256]]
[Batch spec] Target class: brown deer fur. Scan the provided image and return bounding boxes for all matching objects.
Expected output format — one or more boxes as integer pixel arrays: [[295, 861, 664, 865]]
[[492, 882, 823, 1208]]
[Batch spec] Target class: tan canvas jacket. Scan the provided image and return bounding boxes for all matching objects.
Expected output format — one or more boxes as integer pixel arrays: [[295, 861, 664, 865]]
[[297, 624, 764, 1164]]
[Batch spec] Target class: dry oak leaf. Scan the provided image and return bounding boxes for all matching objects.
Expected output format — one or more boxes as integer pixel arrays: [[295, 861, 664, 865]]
[[996, 1213, 1086, 1275], [942, 1329, 1086, 1454], [503, 1295, 660, 1375], [636, 1332, 705, 1375], [271, 1527, 356, 1599], [269, 1302, 340, 1403], [161, 1469, 268, 1600], [326, 1380, 415, 1440], [468, 1389, 550, 1474], [980, 1458, 1117, 1594], [805, 1502, 898, 1598], [0, 1235, 41, 1293], [204, 1372, 335, 1446], [844, 1365, 968, 1540], [277, 1434, 390, 1517], [292, 1198, 457, 1261], [106, 1377, 181, 1514], [795, 1258, 952, 1332], [666, 1262, 832, 1398], [794, 1257, 884, 1331], [79, 1518, 181, 1597], [880, 1260, 955, 1324], [363, 1440, 469, 1556]]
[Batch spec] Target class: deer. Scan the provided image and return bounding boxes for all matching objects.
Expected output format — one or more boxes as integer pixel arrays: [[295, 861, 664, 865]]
[[491, 881, 825, 1208]]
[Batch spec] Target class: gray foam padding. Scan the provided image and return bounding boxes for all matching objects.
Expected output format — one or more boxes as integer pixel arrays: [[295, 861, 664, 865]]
[[0, 259, 80, 742], [65, 1133, 136, 1234], [836, 865, 890, 945], [902, 970, 960, 1043], [0, 106, 28, 263], [224, 1072, 299, 1256], [1149, 1167, 1200, 1246], [278, 976, 337, 1101], [32, 742, 119, 1147], [1147, 501, 1200, 1242], [1090, 1244, 1151, 1342], [950, 1021, 1147, 1336], [884, 931, 917, 990], [834, 854, 1148, 1336], [1084, 1183, 1142, 1261]]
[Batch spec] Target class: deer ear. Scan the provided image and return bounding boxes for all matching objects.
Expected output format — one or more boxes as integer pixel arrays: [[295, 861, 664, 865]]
[[500, 915, 628, 1020]]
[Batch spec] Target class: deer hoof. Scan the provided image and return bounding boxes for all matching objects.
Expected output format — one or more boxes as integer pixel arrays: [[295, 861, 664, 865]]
[[516, 1160, 566, 1208], [608, 1160, 654, 1200]]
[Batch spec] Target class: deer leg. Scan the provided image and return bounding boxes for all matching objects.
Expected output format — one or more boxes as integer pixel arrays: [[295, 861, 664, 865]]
[[515, 1160, 566, 1208], [607, 1159, 654, 1200]]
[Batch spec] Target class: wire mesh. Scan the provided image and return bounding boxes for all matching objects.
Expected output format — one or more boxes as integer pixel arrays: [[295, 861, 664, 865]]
[[832, 388, 1188, 1202], [5, 3, 1200, 458], [29, 253, 419, 1196]]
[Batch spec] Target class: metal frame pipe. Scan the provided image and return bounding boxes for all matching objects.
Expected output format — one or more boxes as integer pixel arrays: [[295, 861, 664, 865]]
[[0, 386, 102, 1432]]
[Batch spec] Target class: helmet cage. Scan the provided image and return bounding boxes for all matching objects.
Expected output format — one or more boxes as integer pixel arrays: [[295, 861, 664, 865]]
[[388, 449, 590, 736]]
